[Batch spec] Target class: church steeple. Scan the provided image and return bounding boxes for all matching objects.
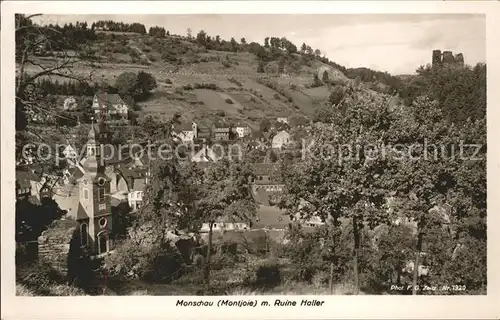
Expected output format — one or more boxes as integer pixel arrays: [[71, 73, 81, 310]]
[[83, 119, 100, 175]]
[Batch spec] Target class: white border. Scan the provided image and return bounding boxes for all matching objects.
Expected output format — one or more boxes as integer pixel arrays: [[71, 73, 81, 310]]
[[2, 2, 499, 320]]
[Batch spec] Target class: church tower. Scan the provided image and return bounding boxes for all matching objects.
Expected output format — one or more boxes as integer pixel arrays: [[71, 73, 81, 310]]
[[76, 121, 113, 256], [192, 121, 198, 139]]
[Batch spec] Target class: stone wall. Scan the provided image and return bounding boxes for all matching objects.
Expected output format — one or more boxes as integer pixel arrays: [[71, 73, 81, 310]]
[[37, 217, 79, 278]]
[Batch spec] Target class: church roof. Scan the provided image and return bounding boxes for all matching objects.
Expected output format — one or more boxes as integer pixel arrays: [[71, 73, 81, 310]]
[[76, 202, 90, 220]]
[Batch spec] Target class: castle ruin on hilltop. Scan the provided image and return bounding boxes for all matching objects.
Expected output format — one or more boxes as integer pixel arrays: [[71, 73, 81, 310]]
[[432, 49, 465, 68]]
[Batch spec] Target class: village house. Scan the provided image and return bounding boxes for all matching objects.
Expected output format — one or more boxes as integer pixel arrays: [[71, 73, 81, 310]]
[[15, 169, 39, 201], [63, 96, 78, 111], [276, 114, 289, 125], [212, 122, 232, 141], [234, 122, 251, 138], [200, 218, 250, 233], [173, 122, 197, 143], [191, 145, 219, 163], [92, 92, 129, 125], [271, 130, 291, 149]]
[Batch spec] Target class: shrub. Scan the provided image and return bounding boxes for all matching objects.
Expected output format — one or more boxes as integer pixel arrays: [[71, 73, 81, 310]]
[[183, 84, 194, 91], [273, 93, 281, 100], [194, 83, 219, 90], [105, 240, 184, 283], [255, 261, 281, 288], [222, 61, 231, 68], [225, 98, 234, 104], [175, 87, 184, 94], [228, 77, 243, 87]]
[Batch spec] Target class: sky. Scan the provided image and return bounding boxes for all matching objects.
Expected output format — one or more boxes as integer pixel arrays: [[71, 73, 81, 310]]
[[33, 14, 486, 75]]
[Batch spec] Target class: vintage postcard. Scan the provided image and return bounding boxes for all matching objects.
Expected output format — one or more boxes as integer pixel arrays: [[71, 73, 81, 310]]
[[1, 1, 499, 319]]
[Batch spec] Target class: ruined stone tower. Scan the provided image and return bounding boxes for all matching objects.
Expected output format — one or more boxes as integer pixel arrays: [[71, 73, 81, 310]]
[[442, 51, 456, 65], [455, 53, 465, 67], [432, 50, 442, 67]]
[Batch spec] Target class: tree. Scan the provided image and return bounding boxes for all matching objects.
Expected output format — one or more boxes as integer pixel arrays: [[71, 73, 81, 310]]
[[388, 96, 486, 294], [115, 72, 141, 98], [322, 70, 330, 83], [137, 71, 157, 99], [191, 159, 257, 288], [264, 37, 270, 48], [230, 37, 238, 52], [259, 118, 271, 132], [301, 43, 307, 53], [187, 28, 192, 39], [15, 14, 99, 166], [257, 61, 265, 73], [314, 49, 321, 57], [313, 72, 322, 87], [240, 38, 246, 45], [196, 30, 207, 46], [15, 15, 98, 128], [280, 91, 399, 294]]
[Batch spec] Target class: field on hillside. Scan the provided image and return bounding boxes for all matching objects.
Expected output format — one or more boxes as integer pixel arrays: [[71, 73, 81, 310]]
[[21, 32, 389, 128]]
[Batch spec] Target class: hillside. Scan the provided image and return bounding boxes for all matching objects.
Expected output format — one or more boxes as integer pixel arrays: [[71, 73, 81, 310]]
[[21, 30, 396, 129]]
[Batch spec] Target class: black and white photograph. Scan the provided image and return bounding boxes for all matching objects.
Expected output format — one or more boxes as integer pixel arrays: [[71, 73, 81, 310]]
[[2, 1, 499, 319]]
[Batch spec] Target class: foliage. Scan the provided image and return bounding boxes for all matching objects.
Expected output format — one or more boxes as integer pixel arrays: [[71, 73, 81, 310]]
[[16, 197, 66, 242], [363, 224, 415, 293], [259, 118, 271, 133], [16, 260, 86, 296], [94, 20, 147, 34], [399, 63, 486, 125], [254, 261, 282, 288], [105, 240, 184, 283]]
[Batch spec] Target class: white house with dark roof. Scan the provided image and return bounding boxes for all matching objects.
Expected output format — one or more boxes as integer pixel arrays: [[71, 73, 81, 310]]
[[173, 122, 198, 143], [234, 122, 251, 138], [276, 115, 289, 125], [271, 130, 291, 149], [92, 92, 129, 124], [63, 96, 78, 111]]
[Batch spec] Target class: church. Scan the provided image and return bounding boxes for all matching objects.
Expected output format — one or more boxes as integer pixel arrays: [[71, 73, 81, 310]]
[[66, 122, 150, 256]]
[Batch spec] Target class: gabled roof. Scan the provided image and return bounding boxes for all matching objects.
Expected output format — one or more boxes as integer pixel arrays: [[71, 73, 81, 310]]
[[254, 205, 291, 229], [212, 122, 231, 129], [234, 122, 250, 128], [131, 178, 146, 192], [16, 169, 39, 189], [68, 167, 84, 179], [251, 163, 277, 176], [94, 93, 126, 106], [76, 202, 90, 220], [174, 122, 194, 132]]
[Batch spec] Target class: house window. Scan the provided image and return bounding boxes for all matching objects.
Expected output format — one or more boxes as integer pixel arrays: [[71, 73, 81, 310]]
[[98, 187, 105, 202], [98, 232, 109, 254], [99, 203, 107, 211], [83, 189, 89, 200], [80, 224, 88, 247]]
